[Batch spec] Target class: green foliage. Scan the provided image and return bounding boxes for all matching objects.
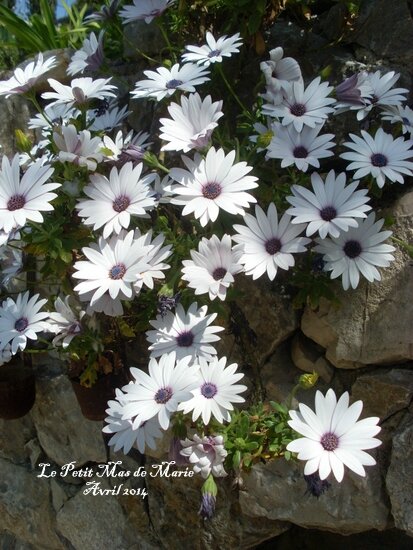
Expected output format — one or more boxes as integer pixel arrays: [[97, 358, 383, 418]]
[[215, 401, 296, 470], [0, 0, 95, 57]]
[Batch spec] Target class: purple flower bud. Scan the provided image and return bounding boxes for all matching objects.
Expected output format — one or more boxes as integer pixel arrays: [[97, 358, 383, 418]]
[[336, 74, 363, 105], [199, 492, 216, 520], [304, 473, 331, 497]]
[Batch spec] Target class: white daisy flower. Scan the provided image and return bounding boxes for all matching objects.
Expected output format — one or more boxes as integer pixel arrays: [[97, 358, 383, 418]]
[[232, 203, 311, 281], [120, 0, 175, 24], [286, 170, 372, 239], [180, 434, 228, 479], [266, 123, 335, 172], [0, 154, 60, 233], [181, 234, 242, 301], [0, 292, 49, 354], [334, 72, 371, 112], [29, 103, 79, 131], [42, 77, 117, 107], [81, 290, 126, 318], [381, 104, 413, 137], [178, 356, 247, 424], [0, 244, 23, 289], [102, 130, 151, 165], [349, 71, 408, 121], [340, 128, 413, 188], [54, 125, 103, 171], [287, 389, 382, 482], [67, 31, 105, 76], [131, 228, 172, 291], [260, 46, 302, 103], [0, 343, 12, 366], [46, 296, 85, 349], [76, 162, 156, 238], [131, 63, 210, 101], [159, 93, 223, 152], [168, 147, 258, 226], [103, 388, 163, 454], [182, 32, 242, 67], [73, 230, 152, 306], [88, 104, 131, 132], [146, 302, 224, 361], [0, 53, 57, 97], [314, 213, 396, 290], [263, 77, 336, 132], [121, 352, 199, 430]]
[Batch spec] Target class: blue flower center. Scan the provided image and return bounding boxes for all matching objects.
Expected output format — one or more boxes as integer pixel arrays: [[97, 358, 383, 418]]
[[14, 317, 29, 332], [290, 103, 306, 117], [402, 117, 412, 127], [343, 240, 362, 259], [166, 79, 183, 89], [201, 382, 218, 399], [320, 206, 337, 221], [293, 146, 308, 158], [202, 182, 222, 200], [265, 237, 282, 255], [7, 194, 25, 211], [212, 267, 227, 280], [109, 263, 126, 280], [321, 432, 339, 451], [112, 195, 130, 212], [208, 49, 221, 58], [176, 331, 194, 347], [154, 386, 173, 404], [370, 153, 387, 167]]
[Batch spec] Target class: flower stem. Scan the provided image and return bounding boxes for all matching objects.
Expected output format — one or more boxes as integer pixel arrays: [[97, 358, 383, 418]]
[[216, 64, 253, 121]]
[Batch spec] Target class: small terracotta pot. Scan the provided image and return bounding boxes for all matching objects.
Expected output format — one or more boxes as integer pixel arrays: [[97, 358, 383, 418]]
[[0, 361, 36, 419], [71, 368, 130, 421]]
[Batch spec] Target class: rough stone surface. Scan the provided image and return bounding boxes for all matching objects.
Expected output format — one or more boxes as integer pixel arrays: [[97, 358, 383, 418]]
[[31, 371, 107, 466], [351, 0, 413, 64], [352, 368, 413, 421], [240, 457, 389, 534], [291, 333, 334, 382], [0, 95, 31, 156], [123, 20, 165, 57], [146, 458, 289, 549], [0, 415, 36, 464], [302, 192, 413, 368], [386, 412, 413, 536], [0, 458, 64, 549]]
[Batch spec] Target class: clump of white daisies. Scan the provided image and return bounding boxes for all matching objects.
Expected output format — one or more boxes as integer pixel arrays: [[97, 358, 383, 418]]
[[2, 0, 411, 517]]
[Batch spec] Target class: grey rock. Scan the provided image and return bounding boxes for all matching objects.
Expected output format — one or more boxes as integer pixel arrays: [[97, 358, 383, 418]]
[[291, 332, 334, 382], [31, 371, 107, 466], [0, 95, 32, 156], [0, 414, 36, 464], [56, 477, 153, 550], [0, 458, 64, 549], [352, 368, 413, 421], [386, 412, 413, 536], [351, 0, 413, 63], [24, 438, 43, 469], [123, 20, 164, 57], [240, 456, 389, 534]]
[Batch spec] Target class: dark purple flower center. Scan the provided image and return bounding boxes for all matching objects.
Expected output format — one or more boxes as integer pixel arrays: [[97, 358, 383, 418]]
[[7, 194, 26, 211], [202, 182, 222, 200], [370, 94, 379, 104], [343, 240, 362, 259], [154, 386, 173, 404], [166, 79, 183, 89], [68, 321, 82, 335], [290, 103, 306, 117], [320, 432, 339, 451], [402, 117, 412, 127], [293, 146, 308, 158], [208, 49, 221, 58], [176, 330, 194, 347], [14, 317, 29, 332], [72, 86, 87, 104], [319, 206, 337, 221], [370, 153, 387, 167], [112, 195, 130, 212], [109, 263, 126, 280], [94, 99, 109, 116], [265, 237, 282, 255], [212, 267, 227, 280], [201, 382, 218, 399]]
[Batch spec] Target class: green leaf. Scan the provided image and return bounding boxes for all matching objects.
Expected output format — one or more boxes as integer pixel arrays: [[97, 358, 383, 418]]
[[232, 450, 241, 469]]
